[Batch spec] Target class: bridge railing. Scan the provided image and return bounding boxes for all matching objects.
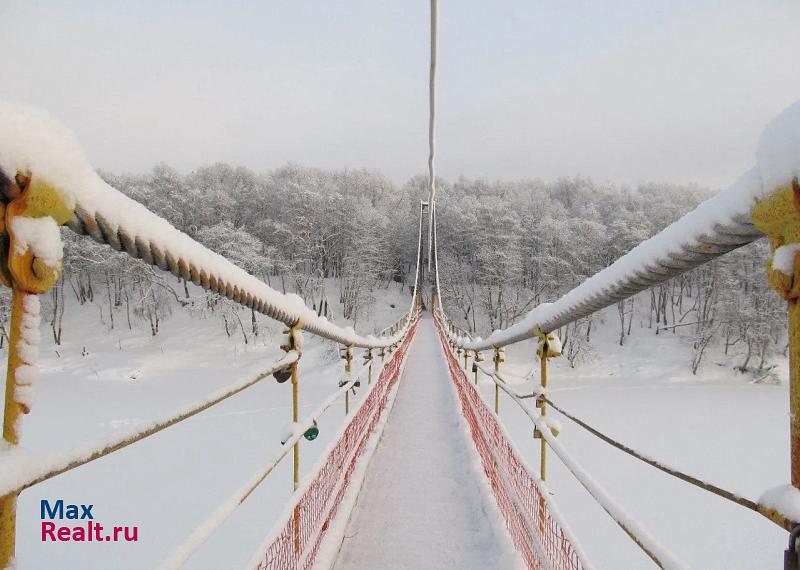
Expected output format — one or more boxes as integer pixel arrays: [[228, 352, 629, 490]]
[[165, 310, 418, 570], [435, 306, 690, 567], [433, 105, 800, 565], [0, 102, 426, 568], [249, 316, 420, 570], [433, 310, 593, 570]]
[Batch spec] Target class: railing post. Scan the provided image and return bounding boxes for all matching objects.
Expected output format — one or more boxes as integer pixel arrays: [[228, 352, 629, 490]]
[[286, 325, 303, 492], [284, 323, 303, 557], [366, 349, 373, 385], [493, 347, 504, 414], [1, 290, 31, 566], [752, 178, 800, 491], [533, 327, 562, 482], [537, 340, 549, 482], [342, 346, 353, 414], [0, 172, 73, 568], [532, 327, 562, 539]]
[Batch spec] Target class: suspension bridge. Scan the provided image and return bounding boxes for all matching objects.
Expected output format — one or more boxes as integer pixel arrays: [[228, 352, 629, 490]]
[[3, 2, 800, 569]]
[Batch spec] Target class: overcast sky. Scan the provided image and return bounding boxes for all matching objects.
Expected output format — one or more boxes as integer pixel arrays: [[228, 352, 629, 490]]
[[3, 0, 800, 190]]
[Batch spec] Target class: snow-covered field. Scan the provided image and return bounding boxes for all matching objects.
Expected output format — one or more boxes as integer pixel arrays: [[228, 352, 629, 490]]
[[4, 281, 793, 570], [8, 281, 409, 570], [479, 304, 789, 569]]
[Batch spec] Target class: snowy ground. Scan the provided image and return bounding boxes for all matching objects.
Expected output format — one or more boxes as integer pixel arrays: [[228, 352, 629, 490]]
[[8, 280, 409, 570], [476, 305, 790, 569]]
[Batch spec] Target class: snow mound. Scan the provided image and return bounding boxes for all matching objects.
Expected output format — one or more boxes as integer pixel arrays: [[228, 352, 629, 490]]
[[11, 216, 63, 268], [0, 101, 88, 207], [773, 243, 800, 275], [756, 101, 800, 192], [759, 484, 800, 523]]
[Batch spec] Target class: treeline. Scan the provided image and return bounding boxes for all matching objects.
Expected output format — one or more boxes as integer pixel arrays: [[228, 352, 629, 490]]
[[0, 162, 783, 378]]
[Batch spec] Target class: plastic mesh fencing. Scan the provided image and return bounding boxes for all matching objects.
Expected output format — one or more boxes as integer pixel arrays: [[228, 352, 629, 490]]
[[252, 318, 420, 570], [434, 317, 586, 570]]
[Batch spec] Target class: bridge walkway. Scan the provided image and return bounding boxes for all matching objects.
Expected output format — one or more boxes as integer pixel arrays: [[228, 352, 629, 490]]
[[332, 315, 515, 569]]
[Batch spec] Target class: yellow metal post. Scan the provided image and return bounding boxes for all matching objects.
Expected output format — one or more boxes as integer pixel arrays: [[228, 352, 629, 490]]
[[1, 290, 30, 566], [2, 294, 28, 443], [344, 346, 353, 415], [0, 172, 73, 568], [493, 347, 502, 414], [536, 340, 549, 537], [277, 322, 303, 554], [533, 327, 562, 483], [532, 327, 561, 536], [538, 343, 549, 481], [752, 178, 800, 490], [288, 325, 302, 492], [291, 356, 300, 553]]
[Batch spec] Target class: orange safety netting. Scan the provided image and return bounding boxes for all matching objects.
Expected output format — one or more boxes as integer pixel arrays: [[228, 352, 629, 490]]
[[434, 317, 586, 570], [252, 319, 419, 570]]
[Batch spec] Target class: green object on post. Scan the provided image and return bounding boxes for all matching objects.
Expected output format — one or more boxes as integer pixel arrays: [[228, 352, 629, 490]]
[[304, 421, 319, 441]]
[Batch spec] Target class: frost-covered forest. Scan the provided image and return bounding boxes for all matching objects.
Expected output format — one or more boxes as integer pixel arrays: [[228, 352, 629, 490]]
[[434, 177, 784, 378], [8, 162, 784, 379]]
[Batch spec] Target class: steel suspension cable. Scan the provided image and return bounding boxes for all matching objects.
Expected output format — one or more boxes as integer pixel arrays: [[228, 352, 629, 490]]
[[432, 201, 442, 302], [426, 0, 439, 275], [0, 352, 298, 497], [542, 396, 765, 516], [159, 361, 384, 569], [411, 200, 425, 303], [65, 205, 413, 349], [0, 99, 418, 350], [459, 338, 795, 532]]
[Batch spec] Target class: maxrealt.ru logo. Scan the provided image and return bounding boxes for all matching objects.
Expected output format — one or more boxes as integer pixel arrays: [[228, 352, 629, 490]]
[[40, 500, 139, 542]]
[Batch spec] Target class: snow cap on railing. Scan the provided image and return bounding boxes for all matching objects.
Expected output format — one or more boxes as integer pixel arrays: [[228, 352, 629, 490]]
[[0, 102, 86, 209], [756, 100, 800, 192]]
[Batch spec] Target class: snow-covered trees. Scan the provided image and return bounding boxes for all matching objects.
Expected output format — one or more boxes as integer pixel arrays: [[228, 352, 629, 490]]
[[196, 221, 268, 276], [58, 163, 401, 339], [51, 161, 785, 377]]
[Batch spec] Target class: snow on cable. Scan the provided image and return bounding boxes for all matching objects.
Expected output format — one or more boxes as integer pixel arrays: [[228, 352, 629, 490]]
[[0, 352, 299, 498], [0, 100, 414, 349]]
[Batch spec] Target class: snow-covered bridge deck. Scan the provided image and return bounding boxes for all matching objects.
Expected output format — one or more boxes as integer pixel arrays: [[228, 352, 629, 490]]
[[332, 316, 516, 569]]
